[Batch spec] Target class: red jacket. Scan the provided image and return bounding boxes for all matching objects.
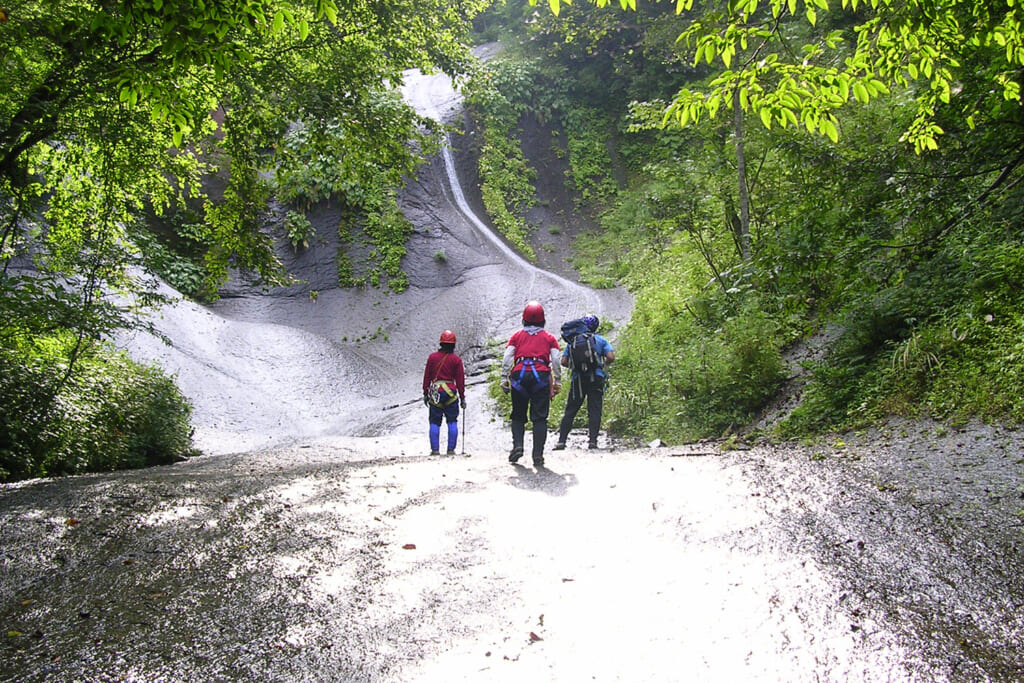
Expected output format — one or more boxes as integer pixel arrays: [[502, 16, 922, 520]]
[[422, 351, 466, 398]]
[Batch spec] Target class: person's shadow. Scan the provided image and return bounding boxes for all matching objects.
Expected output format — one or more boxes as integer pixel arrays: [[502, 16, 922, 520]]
[[508, 463, 578, 496]]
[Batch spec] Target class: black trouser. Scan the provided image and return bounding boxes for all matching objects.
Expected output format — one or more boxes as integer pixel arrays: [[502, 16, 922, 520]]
[[510, 369, 551, 459], [558, 372, 605, 446]]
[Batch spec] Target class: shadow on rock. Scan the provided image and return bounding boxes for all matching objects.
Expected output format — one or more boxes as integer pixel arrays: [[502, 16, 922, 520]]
[[507, 463, 578, 496]]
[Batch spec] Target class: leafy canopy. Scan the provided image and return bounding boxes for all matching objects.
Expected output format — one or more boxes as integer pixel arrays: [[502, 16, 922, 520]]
[[533, 0, 1024, 152], [1, 0, 482, 306], [0, 0, 483, 475]]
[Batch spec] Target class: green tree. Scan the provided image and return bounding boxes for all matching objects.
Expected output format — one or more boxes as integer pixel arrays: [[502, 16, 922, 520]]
[[538, 0, 1024, 153], [2, 0, 482, 293], [508, 0, 1024, 441], [0, 0, 485, 477]]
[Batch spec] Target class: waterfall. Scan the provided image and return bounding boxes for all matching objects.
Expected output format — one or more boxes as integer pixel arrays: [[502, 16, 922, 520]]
[[403, 67, 617, 317]]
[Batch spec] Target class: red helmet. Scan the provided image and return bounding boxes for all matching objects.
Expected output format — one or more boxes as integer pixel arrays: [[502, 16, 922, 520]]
[[522, 300, 545, 325], [439, 330, 456, 344]]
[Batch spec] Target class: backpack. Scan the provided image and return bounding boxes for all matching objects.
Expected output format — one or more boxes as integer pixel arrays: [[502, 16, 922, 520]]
[[561, 318, 601, 378], [560, 317, 590, 342]]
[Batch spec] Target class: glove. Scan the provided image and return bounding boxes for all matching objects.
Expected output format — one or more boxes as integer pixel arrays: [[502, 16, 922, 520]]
[[423, 395, 429, 406], [460, 399, 467, 409], [500, 379, 510, 394]]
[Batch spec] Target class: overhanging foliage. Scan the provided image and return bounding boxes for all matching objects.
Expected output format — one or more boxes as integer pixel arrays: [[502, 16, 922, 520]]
[[0, 0, 485, 478], [536, 0, 1024, 152]]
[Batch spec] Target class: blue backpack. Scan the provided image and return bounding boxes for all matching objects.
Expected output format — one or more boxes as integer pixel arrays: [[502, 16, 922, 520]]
[[561, 318, 601, 378], [560, 317, 589, 341]]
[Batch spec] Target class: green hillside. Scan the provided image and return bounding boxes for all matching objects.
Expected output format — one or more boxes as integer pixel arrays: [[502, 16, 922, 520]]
[[467, 0, 1024, 442]]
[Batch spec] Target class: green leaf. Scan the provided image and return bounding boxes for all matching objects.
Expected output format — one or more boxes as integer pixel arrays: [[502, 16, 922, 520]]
[[707, 93, 721, 118], [853, 82, 869, 103], [759, 107, 772, 128], [938, 78, 951, 103], [323, 1, 338, 23], [704, 42, 716, 64], [821, 117, 839, 142], [549, 0, 561, 15], [679, 105, 691, 127]]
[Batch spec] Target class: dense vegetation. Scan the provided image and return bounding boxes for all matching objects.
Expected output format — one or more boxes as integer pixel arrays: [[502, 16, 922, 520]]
[[0, 0, 483, 480], [468, 0, 1024, 442]]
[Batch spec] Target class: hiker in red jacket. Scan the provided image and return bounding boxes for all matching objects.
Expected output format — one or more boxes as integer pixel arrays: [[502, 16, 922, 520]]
[[422, 330, 466, 456], [500, 301, 561, 467]]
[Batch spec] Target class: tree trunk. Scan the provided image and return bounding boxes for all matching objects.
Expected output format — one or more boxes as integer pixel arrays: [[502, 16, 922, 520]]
[[733, 88, 751, 261]]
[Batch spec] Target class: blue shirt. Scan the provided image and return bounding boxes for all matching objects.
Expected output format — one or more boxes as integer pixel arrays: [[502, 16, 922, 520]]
[[562, 334, 614, 378]]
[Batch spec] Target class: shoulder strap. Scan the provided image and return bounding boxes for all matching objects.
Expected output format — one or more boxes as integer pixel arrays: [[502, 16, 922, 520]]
[[431, 353, 450, 383]]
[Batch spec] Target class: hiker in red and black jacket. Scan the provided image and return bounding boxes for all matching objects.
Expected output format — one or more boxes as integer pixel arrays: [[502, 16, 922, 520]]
[[500, 301, 562, 467], [422, 330, 466, 456]]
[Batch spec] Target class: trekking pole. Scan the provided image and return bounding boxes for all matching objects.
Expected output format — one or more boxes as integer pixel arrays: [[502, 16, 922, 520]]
[[461, 401, 467, 456]]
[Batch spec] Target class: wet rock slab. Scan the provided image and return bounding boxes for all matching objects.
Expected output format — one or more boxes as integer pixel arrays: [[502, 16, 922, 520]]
[[1, 419, 1022, 682]]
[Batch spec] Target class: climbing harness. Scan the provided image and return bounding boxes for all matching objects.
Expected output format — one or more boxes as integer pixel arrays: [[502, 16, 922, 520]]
[[427, 353, 459, 407], [510, 356, 549, 396]]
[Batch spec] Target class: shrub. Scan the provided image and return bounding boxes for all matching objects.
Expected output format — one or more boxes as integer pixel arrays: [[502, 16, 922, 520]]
[[606, 297, 785, 442], [0, 342, 195, 481], [284, 210, 314, 250]]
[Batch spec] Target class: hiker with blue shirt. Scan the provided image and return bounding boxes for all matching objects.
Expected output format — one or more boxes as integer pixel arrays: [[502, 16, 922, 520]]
[[553, 314, 614, 450]]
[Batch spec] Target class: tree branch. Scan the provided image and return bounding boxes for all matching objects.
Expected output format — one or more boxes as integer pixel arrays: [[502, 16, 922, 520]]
[[878, 145, 1024, 251]]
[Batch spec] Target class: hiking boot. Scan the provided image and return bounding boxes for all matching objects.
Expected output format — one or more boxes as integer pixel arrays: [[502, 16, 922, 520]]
[[533, 457, 544, 468], [509, 448, 523, 464], [552, 442, 566, 451], [429, 450, 441, 456], [588, 442, 599, 450], [446, 450, 457, 456]]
